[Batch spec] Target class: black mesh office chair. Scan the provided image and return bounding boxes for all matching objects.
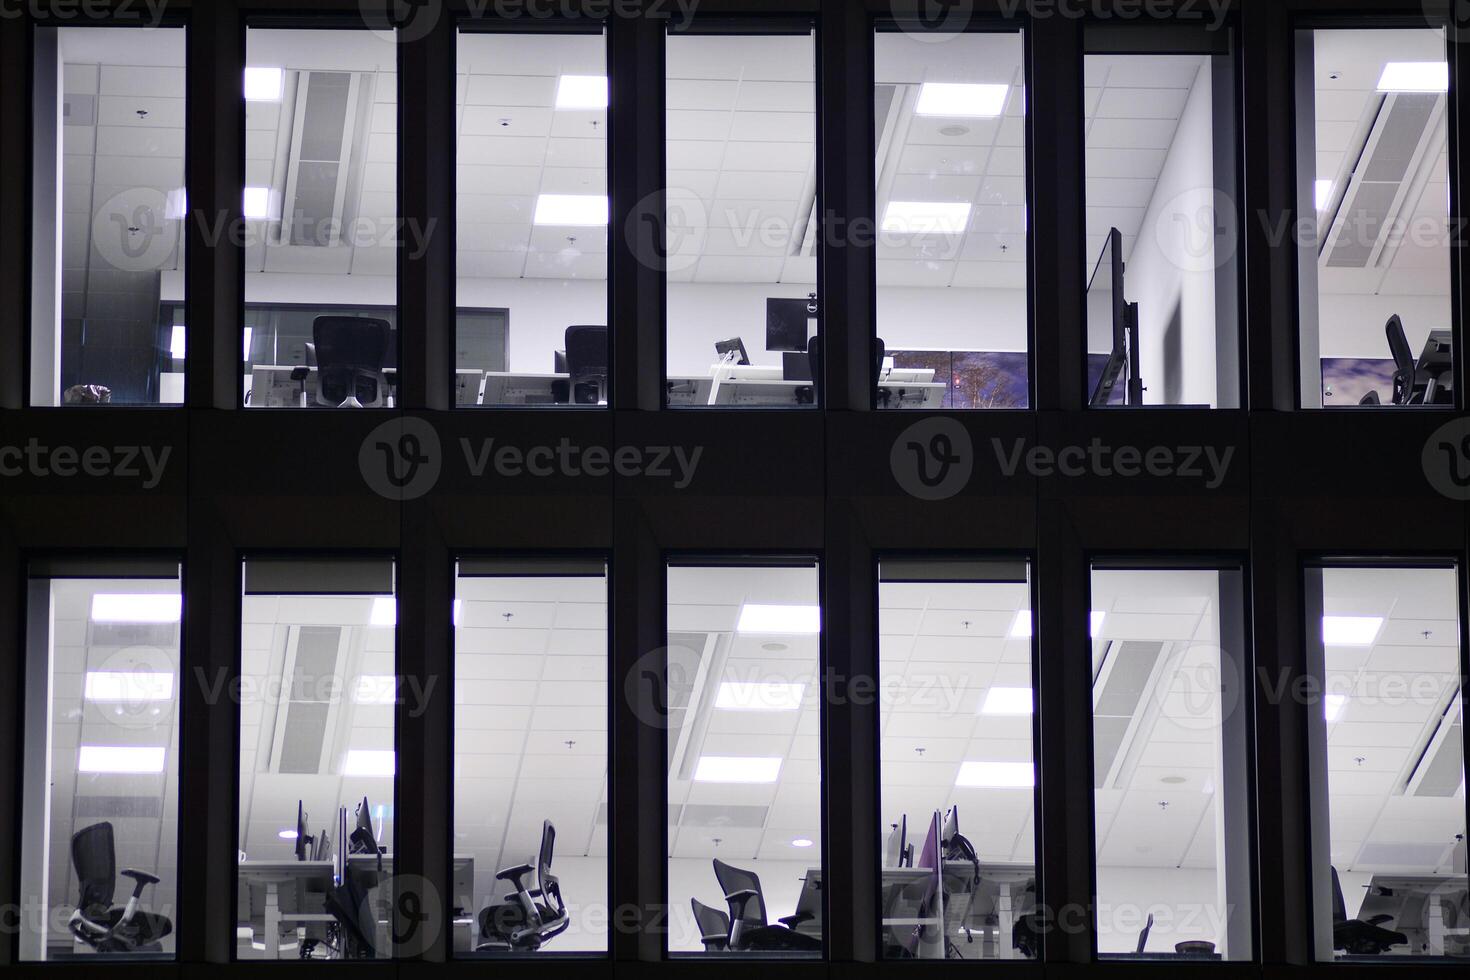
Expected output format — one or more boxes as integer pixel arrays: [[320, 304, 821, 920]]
[[1332, 866, 1407, 955], [312, 316, 392, 408], [1387, 315, 1419, 406], [712, 858, 820, 952], [564, 325, 607, 404], [797, 335, 822, 405], [477, 820, 570, 951], [1136, 912, 1154, 953], [68, 822, 173, 953], [691, 898, 731, 951]]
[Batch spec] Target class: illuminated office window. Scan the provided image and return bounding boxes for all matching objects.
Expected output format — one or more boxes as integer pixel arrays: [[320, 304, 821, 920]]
[[456, 26, 608, 408], [664, 24, 819, 409], [236, 558, 396, 960], [1083, 27, 1240, 409], [877, 560, 1037, 960], [453, 558, 608, 955], [31, 25, 187, 406], [874, 27, 1029, 410], [1296, 27, 1454, 408], [667, 561, 823, 955], [1306, 563, 1468, 961], [241, 26, 399, 409], [19, 560, 182, 961], [1090, 564, 1251, 959]]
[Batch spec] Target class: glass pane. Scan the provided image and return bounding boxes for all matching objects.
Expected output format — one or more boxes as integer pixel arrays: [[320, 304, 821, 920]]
[[1091, 566, 1252, 959], [874, 29, 1029, 410], [453, 559, 609, 954], [667, 562, 823, 955], [1297, 28, 1453, 408], [878, 560, 1037, 960], [242, 27, 399, 408], [664, 27, 819, 408], [1309, 564, 1467, 960], [236, 558, 397, 960], [456, 28, 608, 408], [20, 563, 182, 961], [32, 26, 187, 406], [1083, 38, 1240, 408]]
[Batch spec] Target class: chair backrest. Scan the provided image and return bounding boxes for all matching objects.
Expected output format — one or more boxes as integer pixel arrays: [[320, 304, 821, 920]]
[[1136, 912, 1154, 953], [564, 326, 608, 403], [691, 898, 731, 950], [72, 822, 116, 910], [538, 820, 556, 881], [712, 858, 766, 926], [1330, 865, 1348, 924], [313, 316, 391, 405], [806, 335, 822, 402], [1386, 315, 1416, 403], [875, 337, 887, 381]]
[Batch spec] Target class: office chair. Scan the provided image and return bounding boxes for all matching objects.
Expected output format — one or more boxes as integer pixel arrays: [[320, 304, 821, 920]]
[[712, 858, 821, 952], [67, 822, 173, 953], [310, 800, 382, 960], [311, 316, 392, 408], [564, 325, 608, 404], [1332, 866, 1407, 955], [1011, 879, 1041, 959], [1136, 912, 1153, 953], [477, 820, 570, 952], [797, 335, 821, 405], [1387, 315, 1420, 405], [691, 898, 731, 952]]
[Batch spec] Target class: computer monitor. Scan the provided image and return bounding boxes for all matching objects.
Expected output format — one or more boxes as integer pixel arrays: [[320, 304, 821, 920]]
[[766, 297, 816, 353], [885, 815, 908, 868], [1087, 227, 1140, 406], [903, 812, 944, 955], [942, 806, 958, 847], [356, 797, 374, 840], [294, 800, 310, 861], [714, 337, 750, 366]]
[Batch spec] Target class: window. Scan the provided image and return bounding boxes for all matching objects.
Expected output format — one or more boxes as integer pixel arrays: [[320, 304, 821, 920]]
[[31, 25, 187, 406], [453, 558, 608, 954], [878, 559, 1037, 959], [1296, 27, 1453, 408], [874, 27, 1029, 410], [1090, 563, 1252, 958], [664, 24, 818, 408], [19, 560, 182, 961], [667, 560, 822, 954], [1083, 26, 1240, 408], [456, 26, 608, 408], [236, 558, 396, 960], [241, 26, 399, 409], [1306, 563, 1467, 960]]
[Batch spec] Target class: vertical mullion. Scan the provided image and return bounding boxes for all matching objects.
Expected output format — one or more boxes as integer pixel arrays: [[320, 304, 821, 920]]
[[1028, 12, 1084, 413], [0, 529, 18, 967], [0, 13, 26, 408], [1452, 10, 1469, 409]]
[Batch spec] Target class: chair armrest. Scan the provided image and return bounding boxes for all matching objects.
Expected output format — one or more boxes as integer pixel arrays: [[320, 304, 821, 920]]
[[495, 863, 535, 891], [724, 889, 759, 921], [777, 911, 813, 929], [1365, 914, 1395, 927], [121, 869, 159, 898]]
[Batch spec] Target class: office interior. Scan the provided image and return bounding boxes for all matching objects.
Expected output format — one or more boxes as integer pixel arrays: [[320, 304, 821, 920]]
[[1306, 565, 1469, 960], [1297, 27, 1453, 408], [19, 562, 182, 960]]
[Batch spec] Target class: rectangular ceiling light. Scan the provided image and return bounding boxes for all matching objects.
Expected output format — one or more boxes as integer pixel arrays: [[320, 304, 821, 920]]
[[78, 745, 166, 774], [956, 760, 1034, 788], [1009, 611, 1032, 638], [165, 187, 187, 220], [453, 598, 462, 627], [736, 603, 821, 634], [881, 201, 972, 235], [1315, 179, 1334, 211], [693, 755, 783, 784], [1322, 616, 1382, 646], [84, 671, 174, 702], [533, 193, 608, 227], [343, 749, 396, 777], [1325, 693, 1347, 722], [1377, 62, 1449, 93], [244, 66, 284, 102], [170, 325, 186, 360], [715, 681, 805, 711], [1090, 611, 1106, 638], [90, 593, 181, 624], [369, 597, 396, 627], [915, 82, 1009, 118], [243, 186, 273, 220], [981, 686, 1034, 715], [555, 74, 608, 110], [354, 675, 397, 705]]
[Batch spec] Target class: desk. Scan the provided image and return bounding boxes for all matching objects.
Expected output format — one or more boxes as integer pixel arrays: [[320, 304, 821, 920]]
[[246, 365, 398, 408], [482, 372, 566, 406], [1359, 874, 1469, 956], [1415, 330, 1454, 404]]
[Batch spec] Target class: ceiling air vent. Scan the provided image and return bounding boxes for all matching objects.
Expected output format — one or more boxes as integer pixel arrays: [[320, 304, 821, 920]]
[[279, 70, 374, 248], [268, 625, 342, 774], [1093, 640, 1168, 789]]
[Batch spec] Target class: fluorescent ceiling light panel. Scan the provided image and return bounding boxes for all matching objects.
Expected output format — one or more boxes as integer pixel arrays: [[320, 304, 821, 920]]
[[90, 593, 181, 624], [736, 603, 821, 634], [1377, 62, 1448, 93], [1325, 693, 1347, 722], [78, 745, 166, 774], [354, 675, 397, 705], [692, 755, 782, 784], [915, 82, 1008, 117], [453, 598, 462, 627], [343, 749, 395, 777], [1322, 616, 1382, 646], [715, 681, 805, 711], [165, 187, 187, 220], [533, 193, 608, 227], [1009, 610, 1032, 638], [1090, 611, 1106, 638], [84, 671, 174, 702], [981, 686, 1034, 716], [1315, 179, 1334, 211], [242, 326, 253, 359], [369, 597, 396, 627], [170, 325, 186, 360], [243, 186, 273, 220], [881, 201, 971, 235], [555, 74, 608, 109], [955, 760, 1034, 788], [244, 66, 284, 101]]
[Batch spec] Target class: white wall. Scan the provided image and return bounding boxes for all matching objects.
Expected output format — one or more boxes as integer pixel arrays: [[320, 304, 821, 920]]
[[1318, 292, 1449, 360], [1095, 866, 1230, 955]]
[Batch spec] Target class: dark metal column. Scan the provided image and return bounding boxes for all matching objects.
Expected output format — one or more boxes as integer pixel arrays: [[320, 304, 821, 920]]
[[0, 13, 27, 408]]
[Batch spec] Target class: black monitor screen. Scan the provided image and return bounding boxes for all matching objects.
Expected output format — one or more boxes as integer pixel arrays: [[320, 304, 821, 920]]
[[766, 298, 813, 353]]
